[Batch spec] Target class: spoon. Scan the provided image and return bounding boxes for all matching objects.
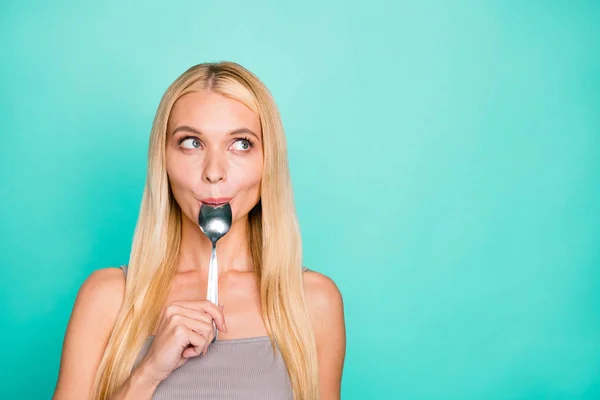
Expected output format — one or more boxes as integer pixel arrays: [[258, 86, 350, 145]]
[[198, 202, 232, 342]]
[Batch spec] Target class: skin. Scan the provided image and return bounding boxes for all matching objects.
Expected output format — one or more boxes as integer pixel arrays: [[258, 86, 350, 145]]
[[52, 90, 346, 399]]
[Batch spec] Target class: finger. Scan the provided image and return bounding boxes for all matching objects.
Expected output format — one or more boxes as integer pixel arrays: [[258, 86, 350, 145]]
[[167, 313, 214, 338], [164, 304, 214, 325], [166, 315, 212, 357], [181, 330, 209, 358], [194, 328, 214, 356], [182, 346, 199, 358], [170, 300, 227, 332], [202, 328, 215, 356], [173, 325, 209, 358], [189, 322, 215, 355], [169, 300, 226, 329]]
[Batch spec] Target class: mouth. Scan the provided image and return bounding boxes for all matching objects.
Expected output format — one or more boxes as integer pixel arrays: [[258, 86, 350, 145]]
[[200, 197, 232, 206]]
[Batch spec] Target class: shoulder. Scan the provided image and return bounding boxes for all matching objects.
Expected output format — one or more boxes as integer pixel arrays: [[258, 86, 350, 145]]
[[302, 268, 345, 341], [302, 269, 343, 313], [67, 266, 127, 344], [53, 266, 127, 398], [75, 266, 127, 319], [302, 268, 346, 396]]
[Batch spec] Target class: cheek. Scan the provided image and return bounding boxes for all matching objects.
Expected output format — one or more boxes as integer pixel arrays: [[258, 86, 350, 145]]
[[231, 159, 263, 190], [166, 160, 197, 196]]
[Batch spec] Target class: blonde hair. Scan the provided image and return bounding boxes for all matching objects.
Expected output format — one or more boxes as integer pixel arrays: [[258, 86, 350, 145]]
[[90, 62, 319, 399]]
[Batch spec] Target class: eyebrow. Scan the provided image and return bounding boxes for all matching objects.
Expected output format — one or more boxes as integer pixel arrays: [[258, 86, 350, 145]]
[[171, 125, 260, 141]]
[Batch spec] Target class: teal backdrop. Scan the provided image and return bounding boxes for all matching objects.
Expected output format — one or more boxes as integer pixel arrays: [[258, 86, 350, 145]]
[[0, 1, 598, 398]]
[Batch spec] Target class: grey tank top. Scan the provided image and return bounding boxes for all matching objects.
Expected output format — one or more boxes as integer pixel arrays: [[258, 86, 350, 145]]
[[118, 264, 309, 399]]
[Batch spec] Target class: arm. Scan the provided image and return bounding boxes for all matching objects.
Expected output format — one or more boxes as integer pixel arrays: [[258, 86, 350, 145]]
[[303, 270, 347, 400], [52, 267, 159, 399], [106, 361, 161, 399]]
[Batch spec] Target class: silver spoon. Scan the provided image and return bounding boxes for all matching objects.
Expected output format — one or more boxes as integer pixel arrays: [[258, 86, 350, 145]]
[[198, 202, 232, 342]]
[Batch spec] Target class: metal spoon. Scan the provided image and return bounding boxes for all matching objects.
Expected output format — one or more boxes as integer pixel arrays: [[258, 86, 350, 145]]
[[198, 202, 232, 342]]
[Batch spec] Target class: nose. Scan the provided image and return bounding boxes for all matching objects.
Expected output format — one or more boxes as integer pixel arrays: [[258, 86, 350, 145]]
[[202, 150, 226, 184]]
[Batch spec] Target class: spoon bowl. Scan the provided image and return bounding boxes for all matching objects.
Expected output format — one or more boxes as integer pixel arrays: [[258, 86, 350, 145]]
[[198, 203, 232, 243]]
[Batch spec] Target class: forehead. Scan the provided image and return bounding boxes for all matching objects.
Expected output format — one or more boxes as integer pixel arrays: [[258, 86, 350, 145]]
[[167, 91, 261, 136]]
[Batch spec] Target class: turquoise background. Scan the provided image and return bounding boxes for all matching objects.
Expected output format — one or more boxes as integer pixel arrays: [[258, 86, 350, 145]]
[[1, 1, 598, 398]]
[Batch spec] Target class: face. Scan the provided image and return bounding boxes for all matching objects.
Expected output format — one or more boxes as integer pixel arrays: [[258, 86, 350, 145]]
[[165, 90, 263, 227]]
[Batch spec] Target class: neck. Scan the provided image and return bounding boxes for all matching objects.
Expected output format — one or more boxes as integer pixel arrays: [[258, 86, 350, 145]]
[[177, 213, 254, 276]]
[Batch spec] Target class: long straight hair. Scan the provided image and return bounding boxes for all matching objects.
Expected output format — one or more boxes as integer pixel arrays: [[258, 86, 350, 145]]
[[90, 62, 319, 399]]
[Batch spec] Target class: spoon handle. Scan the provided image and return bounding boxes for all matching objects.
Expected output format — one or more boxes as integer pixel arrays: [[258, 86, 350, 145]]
[[206, 244, 219, 342]]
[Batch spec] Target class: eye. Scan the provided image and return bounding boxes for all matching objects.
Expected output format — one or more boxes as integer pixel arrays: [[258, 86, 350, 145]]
[[180, 137, 202, 149], [231, 137, 255, 152]]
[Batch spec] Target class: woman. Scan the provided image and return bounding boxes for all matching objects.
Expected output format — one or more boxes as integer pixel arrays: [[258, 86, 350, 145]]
[[52, 61, 346, 399]]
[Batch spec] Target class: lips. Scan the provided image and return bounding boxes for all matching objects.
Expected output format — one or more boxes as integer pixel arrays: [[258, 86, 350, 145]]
[[201, 197, 232, 206]]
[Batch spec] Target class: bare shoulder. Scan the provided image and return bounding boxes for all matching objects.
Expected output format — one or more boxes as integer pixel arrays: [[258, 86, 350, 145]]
[[302, 268, 345, 340], [302, 269, 344, 315], [302, 268, 346, 398], [75, 267, 126, 314], [67, 266, 127, 330], [53, 266, 127, 399]]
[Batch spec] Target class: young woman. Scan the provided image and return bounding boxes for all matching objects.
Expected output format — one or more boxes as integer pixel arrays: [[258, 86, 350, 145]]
[[52, 61, 346, 400]]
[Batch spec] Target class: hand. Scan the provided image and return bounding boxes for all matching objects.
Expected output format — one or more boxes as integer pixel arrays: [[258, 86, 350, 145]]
[[136, 300, 227, 383]]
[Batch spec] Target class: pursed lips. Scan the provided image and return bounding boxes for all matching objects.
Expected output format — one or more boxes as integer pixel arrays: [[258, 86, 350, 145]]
[[200, 197, 232, 206]]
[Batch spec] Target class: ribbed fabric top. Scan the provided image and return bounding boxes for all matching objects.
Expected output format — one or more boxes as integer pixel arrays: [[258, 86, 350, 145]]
[[118, 264, 309, 399]]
